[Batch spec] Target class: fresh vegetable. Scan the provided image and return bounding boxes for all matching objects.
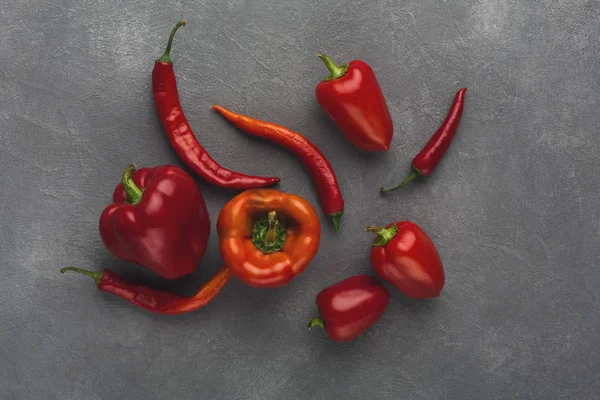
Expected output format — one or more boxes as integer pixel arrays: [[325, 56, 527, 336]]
[[152, 21, 279, 189], [60, 266, 230, 315], [309, 275, 389, 342], [367, 221, 444, 299], [315, 54, 393, 152], [99, 164, 209, 280], [217, 189, 320, 288], [212, 105, 344, 231], [381, 88, 467, 193]]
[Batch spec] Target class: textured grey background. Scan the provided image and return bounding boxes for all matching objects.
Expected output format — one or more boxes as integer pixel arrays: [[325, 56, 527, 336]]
[[1, 0, 599, 399]]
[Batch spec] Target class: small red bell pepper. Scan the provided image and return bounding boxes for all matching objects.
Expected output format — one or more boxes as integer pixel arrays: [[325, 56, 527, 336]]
[[367, 221, 445, 299], [315, 53, 393, 152], [309, 275, 389, 342], [99, 164, 210, 280]]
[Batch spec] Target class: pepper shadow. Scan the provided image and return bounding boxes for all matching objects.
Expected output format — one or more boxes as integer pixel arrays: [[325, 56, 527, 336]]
[[385, 282, 441, 311]]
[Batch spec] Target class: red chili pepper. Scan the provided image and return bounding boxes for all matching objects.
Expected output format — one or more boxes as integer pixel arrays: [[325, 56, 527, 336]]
[[309, 275, 389, 342], [381, 88, 467, 193], [99, 164, 209, 280], [315, 54, 393, 152], [367, 221, 445, 299], [211, 106, 345, 231], [152, 21, 279, 189], [60, 266, 230, 315]]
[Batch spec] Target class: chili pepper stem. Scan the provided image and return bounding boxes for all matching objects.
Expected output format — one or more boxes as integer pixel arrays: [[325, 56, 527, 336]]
[[317, 53, 349, 81], [121, 164, 143, 204], [366, 224, 398, 247], [60, 267, 103, 286], [156, 20, 186, 64], [380, 170, 421, 193], [308, 317, 325, 330], [329, 212, 343, 232]]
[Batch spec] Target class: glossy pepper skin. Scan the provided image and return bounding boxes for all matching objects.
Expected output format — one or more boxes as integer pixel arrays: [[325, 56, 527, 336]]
[[212, 105, 344, 231], [152, 21, 279, 189], [217, 189, 321, 288], [315, 54, 393, 152], [60, 266, 231, 315], [309, 275, 389, 342], [99, 164, 209, 280], [381, 88, 467, 193], [367, 221, 445, 299]]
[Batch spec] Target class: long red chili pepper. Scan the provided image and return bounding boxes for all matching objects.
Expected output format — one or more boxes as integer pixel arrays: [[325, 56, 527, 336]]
[[381, 88, 467, 193], [60, 266, 231, 315], [152, 21, 279, 189], [212, 105, 344, 231]]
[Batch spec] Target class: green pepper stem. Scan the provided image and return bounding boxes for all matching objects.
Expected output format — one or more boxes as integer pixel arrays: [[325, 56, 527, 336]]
[[156, 20, 186, 63], [121, 164, 143, 205], [252, 211, 287, 254], [317, 53, 349, 81], [308, 317, 325, 330], [381, 171, 419, 193], [365, 223, 398, 247], [329, 212, 343, 232], [60, 267, 103, 286]]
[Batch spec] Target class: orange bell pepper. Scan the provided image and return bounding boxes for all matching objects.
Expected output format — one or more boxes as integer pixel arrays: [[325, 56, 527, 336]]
[[217, 189, 321, 288]]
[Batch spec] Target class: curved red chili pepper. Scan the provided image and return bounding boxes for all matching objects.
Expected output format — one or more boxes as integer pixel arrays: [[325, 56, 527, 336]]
[[60, 266, 231, 315], [212, 105, 344, 231], [381, 88, 467, 193], [152, 21, 279, 189]]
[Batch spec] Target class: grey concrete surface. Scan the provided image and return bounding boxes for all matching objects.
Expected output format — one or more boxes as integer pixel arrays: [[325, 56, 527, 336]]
[[1, 1, 599, 399]]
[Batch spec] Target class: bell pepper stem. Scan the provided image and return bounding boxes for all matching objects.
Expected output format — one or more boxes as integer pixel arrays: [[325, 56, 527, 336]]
[[308, 317, 325, 330], [252, 211, 287, 254], [365, 223, 398, 247], [380, 170, 420, 193], [121, 164, 143, 205], [264, 211, 278, 244], [156, 20, 186, 64], [60, 267, 103, 286], [329, 212, 342, 232], [317, 53, 349, 81]]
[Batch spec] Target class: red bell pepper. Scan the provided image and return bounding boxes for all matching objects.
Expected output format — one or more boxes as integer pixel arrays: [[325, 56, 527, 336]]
[[99, 164, 210, 280], [367, 221, 445, 299], [315, 53, 393, 152], [309, 275, 389, 342]]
